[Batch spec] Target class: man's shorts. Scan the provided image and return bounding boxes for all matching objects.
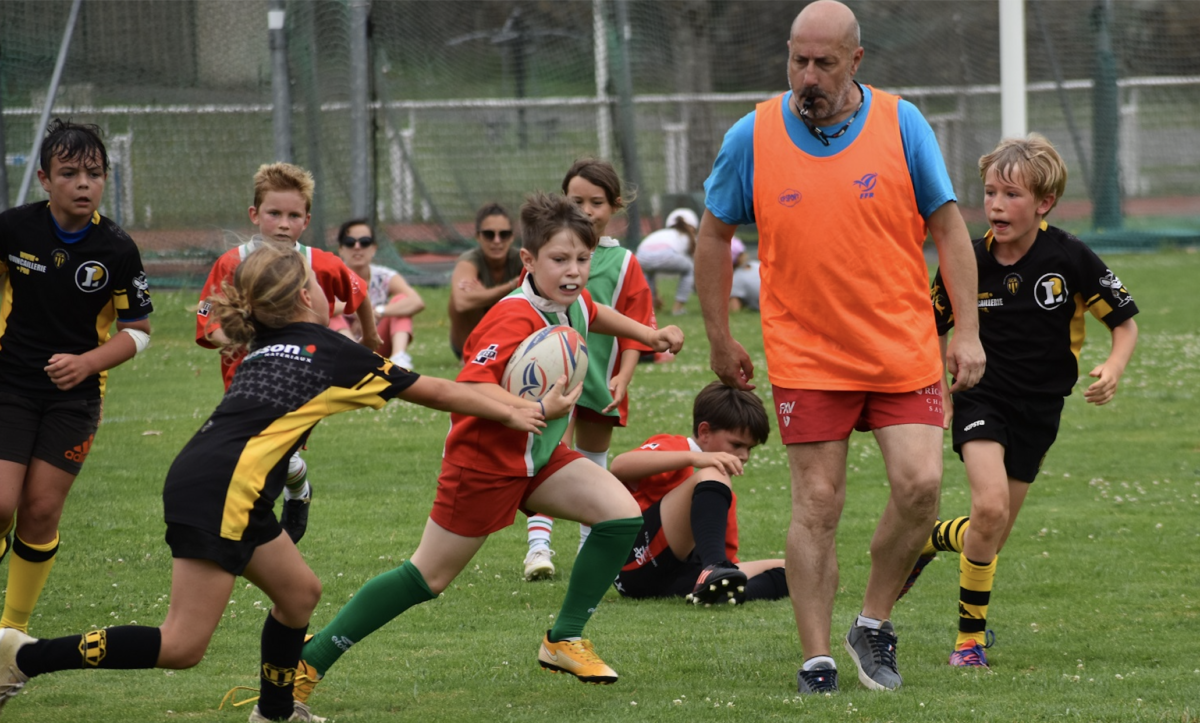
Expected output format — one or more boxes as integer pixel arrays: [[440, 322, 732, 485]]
[[951, 388, 1063, 483], [772, 381, 944, 445], [613, 501, 704, 599], [0, 392, 103, 476], [431, 444, 583, 537], [165, 519, 285, 576]]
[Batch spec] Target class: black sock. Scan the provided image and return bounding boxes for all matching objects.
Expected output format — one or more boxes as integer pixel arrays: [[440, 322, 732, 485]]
[[17, 626, 162, 677], [258, 613, 307, 720], [690, 481, 733, 566], [745, 566, 789, 602]]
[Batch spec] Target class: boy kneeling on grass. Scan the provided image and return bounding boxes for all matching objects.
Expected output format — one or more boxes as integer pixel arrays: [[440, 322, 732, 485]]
[[612, 382, 787, 605], [901, 133, 1139, 669]]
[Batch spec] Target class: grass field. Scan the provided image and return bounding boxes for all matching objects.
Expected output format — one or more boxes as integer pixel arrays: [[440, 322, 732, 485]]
[[3, 250, 1198, 722]]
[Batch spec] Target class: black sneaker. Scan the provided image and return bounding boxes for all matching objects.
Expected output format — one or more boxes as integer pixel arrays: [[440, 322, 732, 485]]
[[844, 620, 902, 691], [684, 562, 747, 606], [281, 485, 312, 544], [796, 662, 838, 694]]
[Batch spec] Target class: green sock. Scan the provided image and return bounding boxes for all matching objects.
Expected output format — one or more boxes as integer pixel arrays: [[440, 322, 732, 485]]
[[303, 560, 434, 676], [549, 516, 641, 641]]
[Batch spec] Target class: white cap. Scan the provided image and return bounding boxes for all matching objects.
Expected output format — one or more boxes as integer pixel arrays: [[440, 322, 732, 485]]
[[664, 207, 699, 230]]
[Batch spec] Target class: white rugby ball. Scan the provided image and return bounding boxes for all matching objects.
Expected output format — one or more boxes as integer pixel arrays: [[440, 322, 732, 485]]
[[501, 325, 589, 401]]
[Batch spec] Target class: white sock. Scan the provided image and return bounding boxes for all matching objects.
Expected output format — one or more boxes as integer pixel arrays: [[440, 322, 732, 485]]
[[803, 655, 836, 671], [527, 514, 553, 552], [578, 524, 592, 551], [284, 453, 308, 500], [855, 613, 884, 630], [576, 446, 609, 469]]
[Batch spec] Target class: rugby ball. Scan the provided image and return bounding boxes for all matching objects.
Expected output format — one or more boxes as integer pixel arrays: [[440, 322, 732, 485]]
[[501, 325, 589, 401]]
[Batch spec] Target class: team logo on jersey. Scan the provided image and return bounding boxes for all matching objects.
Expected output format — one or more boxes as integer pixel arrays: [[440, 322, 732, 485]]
[[640, 442, 661, 450], [1004, 272, 1022, 295], [197, 300, 211, 318], [132, 271, 151, 306], [75, 261, 109, 292], [853, 173, 878, 199], [302, 344, 316, 357], [79, 629, 108, 667], [52, 249, 70, 269], [472, 343, 500, 365], [1034, 273, 1069, 310], [779, 400, 795, 427], [1099, 269, 1135, 306], [778, 189, 802, 207]]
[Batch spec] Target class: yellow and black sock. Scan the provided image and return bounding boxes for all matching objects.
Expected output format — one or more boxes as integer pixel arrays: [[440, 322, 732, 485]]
[[0, 518, 14, 561], [16, 626, 162, 677], [258, 613, 308, 720], [956, 555, 997, 648], [1, 533, 60, 632], [924, 516, 970, 556]]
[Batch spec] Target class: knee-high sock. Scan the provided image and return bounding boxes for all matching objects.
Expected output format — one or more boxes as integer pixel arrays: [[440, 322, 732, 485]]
[[302, 560, 435, 676], [258, 613, 308, 720], [549, 516, 641, 642], [527, 514, 554, 551], [1, 533, 60, 632], [923, 516, 970, 556], [956, 555, 997, 647], [16, 626, 162, 677], [690, 481, 732, 566], [745, 566, 788, 602], [284, 452, 309, 499], [575, 447, 610, 549]]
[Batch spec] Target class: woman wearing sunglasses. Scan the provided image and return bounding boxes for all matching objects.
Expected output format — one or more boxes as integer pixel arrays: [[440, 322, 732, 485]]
[[448, 202, 524, 361], [333, 219, 424, 369]]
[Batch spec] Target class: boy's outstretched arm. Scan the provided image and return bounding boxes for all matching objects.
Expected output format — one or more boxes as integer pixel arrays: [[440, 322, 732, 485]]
[[398, 375, 545, 433], [459, 375, 583, 420], [590, 304, 683, 354], [611, 449, 743, 485], [1084, 318, 1138, 405]]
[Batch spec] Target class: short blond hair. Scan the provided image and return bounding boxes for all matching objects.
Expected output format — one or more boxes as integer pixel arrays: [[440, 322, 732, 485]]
[[253, 162, 315, 212], [978, 133, 1068, 214]]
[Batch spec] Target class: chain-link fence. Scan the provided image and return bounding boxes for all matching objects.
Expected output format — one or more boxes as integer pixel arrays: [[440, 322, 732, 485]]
[[3, 0, 1198, 284]]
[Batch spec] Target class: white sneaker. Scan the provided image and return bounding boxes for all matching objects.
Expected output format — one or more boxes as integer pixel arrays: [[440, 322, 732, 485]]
[[523, 548, 556, 581], [248, 700, 327, 722], [0, 628, 33, 713], [389, 351, 413, 369]]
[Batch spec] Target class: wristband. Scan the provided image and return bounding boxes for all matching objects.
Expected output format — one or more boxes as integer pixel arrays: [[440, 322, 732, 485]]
[[538, 400, 546, 417]]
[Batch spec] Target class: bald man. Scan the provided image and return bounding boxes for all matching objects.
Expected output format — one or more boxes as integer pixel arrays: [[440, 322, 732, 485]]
[[695, 0, 985, 694]]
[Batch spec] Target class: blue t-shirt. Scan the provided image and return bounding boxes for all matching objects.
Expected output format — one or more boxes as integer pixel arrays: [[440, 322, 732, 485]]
[[704, 86, 956, 226]]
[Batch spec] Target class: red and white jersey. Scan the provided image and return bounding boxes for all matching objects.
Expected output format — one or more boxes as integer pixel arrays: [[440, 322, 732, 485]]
[[444, 285, 597, 476], [626, 433, 740, 563], [195, 239, 368, 389]]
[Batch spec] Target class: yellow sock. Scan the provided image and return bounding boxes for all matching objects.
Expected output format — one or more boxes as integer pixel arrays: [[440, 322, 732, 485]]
[[955, 554, 997, 648], [929, 516, 970, 555], [1, 532, 60, 633], [0, 518, 13, 559]]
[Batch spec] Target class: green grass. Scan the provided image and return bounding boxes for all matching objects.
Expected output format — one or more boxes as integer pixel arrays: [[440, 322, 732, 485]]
[[5, 250, 1200, 722]]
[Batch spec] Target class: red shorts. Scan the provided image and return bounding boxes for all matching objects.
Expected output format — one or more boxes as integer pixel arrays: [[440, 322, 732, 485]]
[[431, 443, 583, 537], [772, 381, 944, 445]]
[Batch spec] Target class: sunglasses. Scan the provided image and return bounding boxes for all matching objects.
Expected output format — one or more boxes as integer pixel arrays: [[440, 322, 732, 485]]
[[480, 229, 513, 241], [339, 236, 375, 248]]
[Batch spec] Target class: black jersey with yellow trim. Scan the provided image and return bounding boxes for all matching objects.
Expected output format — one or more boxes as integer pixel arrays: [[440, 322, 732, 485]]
[[0, 202, 154, 399], [932, 223, 1138, 398], [163, 322, 418, 542]]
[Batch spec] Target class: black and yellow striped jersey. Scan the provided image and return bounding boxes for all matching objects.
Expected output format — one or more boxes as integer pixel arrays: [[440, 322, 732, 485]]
[[0, 202, 153, 399], [931, 224, 1138, 398], [162, 322, 418, 542]]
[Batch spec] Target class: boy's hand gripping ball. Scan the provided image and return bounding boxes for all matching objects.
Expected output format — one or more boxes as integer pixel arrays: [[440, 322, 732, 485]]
[[501, 325, 589, 401]]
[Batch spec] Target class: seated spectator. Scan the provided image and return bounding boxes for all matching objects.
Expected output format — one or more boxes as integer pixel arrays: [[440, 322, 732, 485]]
[[636, 207, 698, 316], [334, 218, 424, 369], [729, 237, 761, 312], [448, 203, 523, 361]]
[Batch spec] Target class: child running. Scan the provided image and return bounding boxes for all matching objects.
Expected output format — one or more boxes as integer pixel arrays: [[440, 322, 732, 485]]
[[196, 162, 376, 544], [612, 382, 788, 605], [521, 158, 657, 581], [291, 192, 683, 712], [907, 134, 1139, 668], [0, 119, 154, 635], [0, 244, 543, 722]]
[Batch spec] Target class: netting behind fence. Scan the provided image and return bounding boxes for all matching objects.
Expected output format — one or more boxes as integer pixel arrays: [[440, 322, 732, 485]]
[[2, 0, 1198, 285]]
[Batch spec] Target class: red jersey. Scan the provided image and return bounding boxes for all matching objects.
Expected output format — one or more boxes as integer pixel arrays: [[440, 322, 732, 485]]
[[195, 239, 368, 389], [445, 282, 597, 476], [626, 433, 739, 563]]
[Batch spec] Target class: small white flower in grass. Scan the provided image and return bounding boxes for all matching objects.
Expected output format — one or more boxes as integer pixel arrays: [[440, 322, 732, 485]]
[[1115, 674, 1123, 679], [631, 701, 637, 706], [1042, 551, 1050, 558], [673, 700, 682, 706]]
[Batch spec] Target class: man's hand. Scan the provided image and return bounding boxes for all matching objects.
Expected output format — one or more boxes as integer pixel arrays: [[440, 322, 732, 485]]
[[944, 332, 985, 393], [709, 336, 755, 391]]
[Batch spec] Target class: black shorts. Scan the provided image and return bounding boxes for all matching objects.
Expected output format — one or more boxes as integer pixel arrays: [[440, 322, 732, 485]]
[[951, 388, 1064, 483], [0, 391, 103, 476], [165, 519, 285, 576], [613, 501, 703, 599]]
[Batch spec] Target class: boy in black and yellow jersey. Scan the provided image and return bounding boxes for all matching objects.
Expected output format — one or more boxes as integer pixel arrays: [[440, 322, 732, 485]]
[[0, 119, 154, 635], [0, 244, 544, 722], [914, 134, 1139, 668]]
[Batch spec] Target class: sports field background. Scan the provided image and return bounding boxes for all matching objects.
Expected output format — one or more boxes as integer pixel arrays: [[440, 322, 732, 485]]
[[1, 251, 1196, 722]]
